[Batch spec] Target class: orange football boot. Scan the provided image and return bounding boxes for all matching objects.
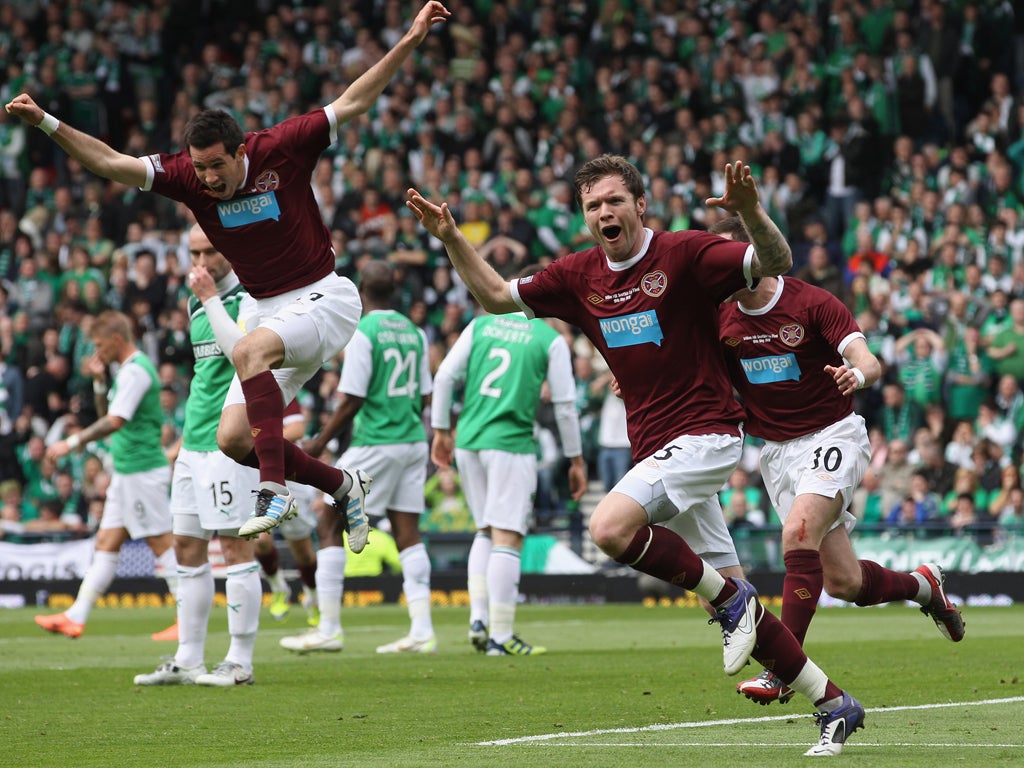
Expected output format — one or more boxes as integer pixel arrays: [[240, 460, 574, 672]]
[[34, 612, 84, 638]]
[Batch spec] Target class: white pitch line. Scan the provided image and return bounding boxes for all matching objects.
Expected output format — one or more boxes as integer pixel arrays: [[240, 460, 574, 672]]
[[473, 696, 1024, 746], [521, 743, 1024, 749]]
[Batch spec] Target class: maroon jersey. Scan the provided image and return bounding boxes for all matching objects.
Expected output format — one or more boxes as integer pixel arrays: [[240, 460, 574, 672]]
[[513, 228, 751, 462], [141, 109, 337, 298], [718, 276, 863, 442]]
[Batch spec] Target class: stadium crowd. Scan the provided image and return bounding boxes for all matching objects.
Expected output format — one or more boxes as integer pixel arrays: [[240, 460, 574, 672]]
[[1, 0, 1024, 556]]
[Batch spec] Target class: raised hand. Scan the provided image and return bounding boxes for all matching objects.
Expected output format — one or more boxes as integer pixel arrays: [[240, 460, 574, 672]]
[[406, 187, 459, 243], [409, 1, 451, 42], [705, 161, 760, 215]]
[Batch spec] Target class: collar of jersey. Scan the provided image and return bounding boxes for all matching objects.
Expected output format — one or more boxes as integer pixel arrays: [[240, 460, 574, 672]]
[[215, 271, 241, 295], [606, 228, 653, 272], [738, 275, 785, 316]]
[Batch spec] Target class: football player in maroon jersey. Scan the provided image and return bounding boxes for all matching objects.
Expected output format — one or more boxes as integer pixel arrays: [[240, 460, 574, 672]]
[[408, 157, 865, 756], [6, 2, 451, 548], [712, 215, 965, 707]]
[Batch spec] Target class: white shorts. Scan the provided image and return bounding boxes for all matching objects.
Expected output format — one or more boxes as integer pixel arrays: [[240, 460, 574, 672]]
[[616, 433, 742, 571], [759, 412, 870, 533], [279, 479, 318, 540], [171, 448, 259, 538], [102, 465, 172, 539], [224, 272, 361, 406], [324, 442, 429, 518], [455, 448, 536, 536]]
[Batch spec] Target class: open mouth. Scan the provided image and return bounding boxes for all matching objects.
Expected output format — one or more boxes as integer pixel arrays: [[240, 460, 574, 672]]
[[602, 225, 622, 240]]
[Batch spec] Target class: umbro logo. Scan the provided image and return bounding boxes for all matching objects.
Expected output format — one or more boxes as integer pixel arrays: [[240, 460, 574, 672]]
[[794, 588, 813, 600]]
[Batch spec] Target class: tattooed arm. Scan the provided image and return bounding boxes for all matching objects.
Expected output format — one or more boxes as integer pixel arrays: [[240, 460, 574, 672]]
[[741, 204, 793, 278], [705, 160, 793, 278]]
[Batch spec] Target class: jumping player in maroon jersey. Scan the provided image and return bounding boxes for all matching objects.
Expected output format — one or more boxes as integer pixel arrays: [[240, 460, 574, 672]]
[[408, 157, 865, 756], [6, 2, 451, 549], [711, 216, 965, 706]]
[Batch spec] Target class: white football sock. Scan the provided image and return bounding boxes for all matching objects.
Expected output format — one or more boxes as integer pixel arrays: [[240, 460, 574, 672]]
[[467, 531, 492, 626], [487, 546, 521, 644], [66, 550, 119, 625], [399, 543, 433, 639], [302, 585, 317, 607], [265, 568, 288, 594], [225, 561, 261, 669], [175, 562, 214, 668], [315, 546, 346, 637], [154, 547, 179, 598], [693, 562, 728, 603], [787, 659, 830, 706]]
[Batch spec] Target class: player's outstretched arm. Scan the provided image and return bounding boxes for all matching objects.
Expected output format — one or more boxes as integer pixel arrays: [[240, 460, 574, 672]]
[[406, 187, 518, 314], [5, 94, 147, 188], [706, 161, 792, 278], [329, 2, 450, 125]]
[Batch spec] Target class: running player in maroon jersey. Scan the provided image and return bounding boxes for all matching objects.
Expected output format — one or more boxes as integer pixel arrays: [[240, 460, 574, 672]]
[[711, 216, 966, 706], [6, 2, 451, 549], [408, 156, 865, 756]]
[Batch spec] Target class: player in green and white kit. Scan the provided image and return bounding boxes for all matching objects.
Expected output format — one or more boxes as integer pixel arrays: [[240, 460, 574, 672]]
[[37, 311, 176, 639], [431, 280, 587, 656], [134, 224, 263, 686], [282, 261, 435, 654]]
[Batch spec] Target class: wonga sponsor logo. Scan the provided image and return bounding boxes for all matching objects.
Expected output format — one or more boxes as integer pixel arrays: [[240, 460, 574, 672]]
[[217, 192, 281, 228], [599, 310, 664, 348], [740, 353, 801, 384]]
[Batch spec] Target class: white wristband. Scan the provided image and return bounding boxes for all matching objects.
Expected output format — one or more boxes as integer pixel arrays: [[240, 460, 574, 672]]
[[38, 112, 60, 136], [66, 434, 82, 450], [850, 367, 866, 389]]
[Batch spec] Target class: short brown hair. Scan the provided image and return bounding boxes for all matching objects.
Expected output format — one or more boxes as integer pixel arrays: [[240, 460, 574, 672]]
[[709, 215, 750, 243], [573, 154, 644, 210]]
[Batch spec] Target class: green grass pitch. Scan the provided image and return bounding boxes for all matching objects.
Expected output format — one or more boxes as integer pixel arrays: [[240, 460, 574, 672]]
[[1, 601, 1021, 767]]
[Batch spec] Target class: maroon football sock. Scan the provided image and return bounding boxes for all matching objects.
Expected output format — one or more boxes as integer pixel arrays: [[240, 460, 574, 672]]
[[256, 543, 279, 577], [281, 440, 346, 496], [614, 524, 707, 591], [752, 608, 804, 680], [297, 561, 317, 589], [855, 559, 921, 606], [752, 608, 842, 704], [781, 548, 824, 645], [240, 371, 285, 486]]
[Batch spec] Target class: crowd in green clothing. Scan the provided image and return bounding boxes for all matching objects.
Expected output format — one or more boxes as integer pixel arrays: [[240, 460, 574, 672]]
[[1, 2, 1024, 549]]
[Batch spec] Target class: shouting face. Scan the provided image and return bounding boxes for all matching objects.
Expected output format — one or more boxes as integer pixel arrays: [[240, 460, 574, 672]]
[[189, 142, 247, 200], [579, 175, 646, 263]]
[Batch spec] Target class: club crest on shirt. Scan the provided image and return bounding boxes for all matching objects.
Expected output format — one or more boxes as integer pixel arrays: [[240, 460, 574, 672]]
[[779, 323, 804, 347], [641, 270, 667, 297], [253, 170, 280, 192]]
